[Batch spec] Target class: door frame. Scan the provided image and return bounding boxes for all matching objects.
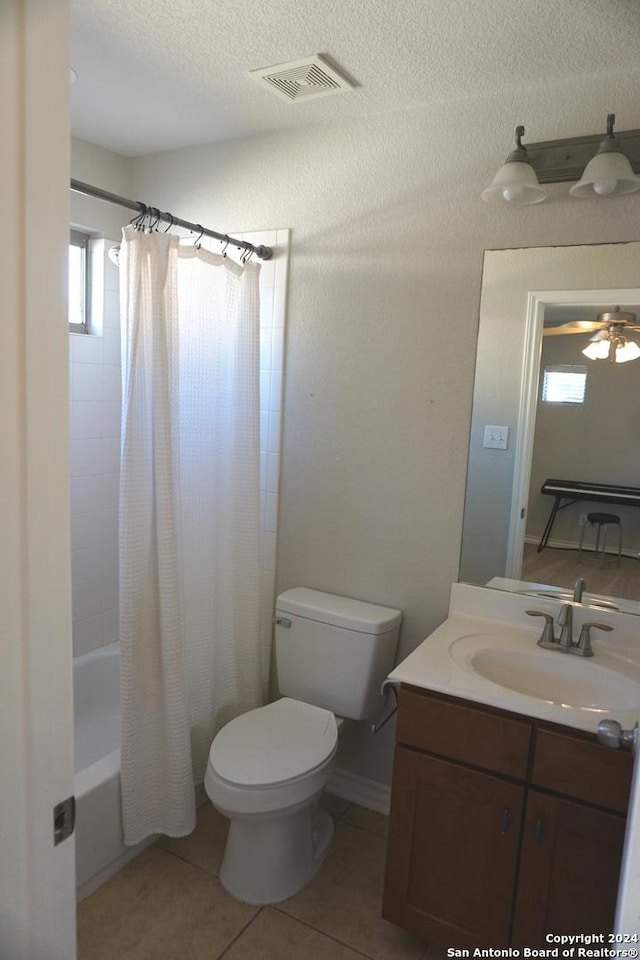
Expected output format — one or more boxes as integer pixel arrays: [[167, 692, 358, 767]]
[[0, 1, 76, 956], [506, 287, 640, 579]]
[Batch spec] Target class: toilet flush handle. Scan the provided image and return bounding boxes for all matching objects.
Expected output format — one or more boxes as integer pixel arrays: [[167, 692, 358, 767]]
[[274, 617, 291, 628]]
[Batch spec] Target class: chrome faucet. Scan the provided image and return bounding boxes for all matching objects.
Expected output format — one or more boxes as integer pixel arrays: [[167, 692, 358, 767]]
[[556, 603, 575, 651], [557, 577, 585, 650], [527, 606, 612, 656], [572, 577, 586, 603], [526, 578, 613, 656]]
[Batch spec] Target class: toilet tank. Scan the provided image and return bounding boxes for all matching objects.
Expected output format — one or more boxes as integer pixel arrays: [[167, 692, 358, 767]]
[[274, 587, 402, 720]]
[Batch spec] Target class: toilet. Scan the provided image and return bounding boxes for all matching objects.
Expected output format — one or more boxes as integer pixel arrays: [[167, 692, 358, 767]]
[[204, 587, 402, 905]]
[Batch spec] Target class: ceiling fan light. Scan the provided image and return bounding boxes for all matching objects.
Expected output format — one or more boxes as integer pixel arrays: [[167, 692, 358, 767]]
[[582, 340, 611, 360], [481, 160, 548, 205], [614, 339, 640, 363], [569, 149, 640, 198]]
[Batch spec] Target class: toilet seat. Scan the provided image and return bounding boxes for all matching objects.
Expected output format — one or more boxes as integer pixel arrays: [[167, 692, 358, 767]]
[[209, 697, 338, 788], [205, 698, 338, 818]]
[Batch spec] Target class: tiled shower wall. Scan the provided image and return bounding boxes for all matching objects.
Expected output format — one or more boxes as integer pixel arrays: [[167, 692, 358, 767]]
[[69, 239, 122, 657], [70, 228, 289, 686]]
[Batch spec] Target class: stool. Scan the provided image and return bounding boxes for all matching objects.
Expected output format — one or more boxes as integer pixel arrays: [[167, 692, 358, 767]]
[[578, 512, 623, 565]]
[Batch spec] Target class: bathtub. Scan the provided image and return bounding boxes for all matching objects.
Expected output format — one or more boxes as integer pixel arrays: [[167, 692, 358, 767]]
[[74, 643, 152, 900]]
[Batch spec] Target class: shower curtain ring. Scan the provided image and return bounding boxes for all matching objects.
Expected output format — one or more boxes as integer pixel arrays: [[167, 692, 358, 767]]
[[162, 213, 175, 234], [194, 224, 204, 249], [221, 236, 230, 257], [130, 203, 147, 230]]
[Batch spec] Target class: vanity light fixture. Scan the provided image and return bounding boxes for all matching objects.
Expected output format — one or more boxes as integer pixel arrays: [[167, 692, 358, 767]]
[[482, 114, 640, 205], [480, 126, 548, 205], [570, 115, 640, 197]]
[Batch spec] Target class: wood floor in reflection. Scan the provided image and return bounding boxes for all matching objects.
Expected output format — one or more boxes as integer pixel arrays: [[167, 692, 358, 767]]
[[521, 542, 640, 602]]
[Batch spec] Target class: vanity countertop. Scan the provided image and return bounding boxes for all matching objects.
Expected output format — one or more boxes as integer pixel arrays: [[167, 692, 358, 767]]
[[387, 582, 640, 735]]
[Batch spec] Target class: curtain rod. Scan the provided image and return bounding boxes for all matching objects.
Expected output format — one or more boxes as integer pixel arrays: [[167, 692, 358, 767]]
[[70, 179, 273, 261]]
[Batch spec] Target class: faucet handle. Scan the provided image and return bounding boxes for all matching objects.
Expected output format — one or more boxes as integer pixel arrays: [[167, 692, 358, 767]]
[[576, 621, 613, 657], [526, 610, 557, 648]]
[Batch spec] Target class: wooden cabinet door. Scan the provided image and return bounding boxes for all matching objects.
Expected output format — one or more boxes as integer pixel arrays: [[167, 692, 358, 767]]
[[512, 790, 626, 946], [383, 747, 524, 949]]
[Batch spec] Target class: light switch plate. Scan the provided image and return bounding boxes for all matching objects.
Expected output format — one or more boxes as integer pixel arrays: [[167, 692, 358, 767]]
[[483, 425, 509, 450]]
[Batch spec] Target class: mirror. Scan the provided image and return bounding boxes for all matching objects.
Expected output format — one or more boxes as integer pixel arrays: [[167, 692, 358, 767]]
[[460, 241, 640, 615]]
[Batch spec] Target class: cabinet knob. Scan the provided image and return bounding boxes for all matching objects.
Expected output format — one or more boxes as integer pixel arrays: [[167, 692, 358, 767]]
[[597, 719, 638, 753], [534, 819, 544, 846], [500, 809, 512, 835]]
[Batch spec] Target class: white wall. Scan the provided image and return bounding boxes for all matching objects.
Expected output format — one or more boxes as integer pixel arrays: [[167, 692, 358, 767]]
[[130, 73, 640, 785], [71, 137, 132, 237]]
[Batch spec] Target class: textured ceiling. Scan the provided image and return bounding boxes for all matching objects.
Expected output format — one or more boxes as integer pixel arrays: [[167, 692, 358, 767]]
[[71, 0, 640, 156]]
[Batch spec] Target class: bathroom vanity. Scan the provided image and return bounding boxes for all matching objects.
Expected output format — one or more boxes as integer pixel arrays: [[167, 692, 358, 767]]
[[382, 584, 639, 948]]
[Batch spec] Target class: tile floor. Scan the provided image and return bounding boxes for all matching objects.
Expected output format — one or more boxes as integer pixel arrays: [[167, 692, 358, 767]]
[[77, 793, 437, 960]]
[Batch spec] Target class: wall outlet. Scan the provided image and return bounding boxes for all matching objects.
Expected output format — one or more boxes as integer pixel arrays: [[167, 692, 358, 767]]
[[579, 513, 588, 526], [483, 425, 509, 450]]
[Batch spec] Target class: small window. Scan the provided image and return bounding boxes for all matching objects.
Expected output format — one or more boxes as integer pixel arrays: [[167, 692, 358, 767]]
[[541, 364, 587, 404], [68, 229, 90, 332]]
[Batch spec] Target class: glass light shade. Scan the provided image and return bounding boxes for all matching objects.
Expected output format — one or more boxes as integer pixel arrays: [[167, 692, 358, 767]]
[[569, 150, 640, 198], [614, 340, 640, 363], [582, 340, 611, 360], [481, 161, 548, 205]]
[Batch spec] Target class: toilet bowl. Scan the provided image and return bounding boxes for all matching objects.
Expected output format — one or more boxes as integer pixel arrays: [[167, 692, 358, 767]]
[[205, 698, 339, 904], [205, 587, 402, 905]]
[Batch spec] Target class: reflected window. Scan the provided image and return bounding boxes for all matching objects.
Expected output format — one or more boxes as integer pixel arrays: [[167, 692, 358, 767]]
[[541, 364, 587, 404]]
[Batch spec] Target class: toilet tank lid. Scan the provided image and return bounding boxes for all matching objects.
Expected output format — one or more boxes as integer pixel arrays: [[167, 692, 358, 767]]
[[276, 587, 402, 635]]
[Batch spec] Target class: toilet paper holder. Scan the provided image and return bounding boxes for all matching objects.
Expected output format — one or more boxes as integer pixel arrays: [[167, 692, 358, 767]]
[[371, 679, 399, 734]]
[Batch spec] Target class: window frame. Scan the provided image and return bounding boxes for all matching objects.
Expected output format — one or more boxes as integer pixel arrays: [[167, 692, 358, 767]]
[[541, 363, 587, 405], [68, 228, 91, 333]]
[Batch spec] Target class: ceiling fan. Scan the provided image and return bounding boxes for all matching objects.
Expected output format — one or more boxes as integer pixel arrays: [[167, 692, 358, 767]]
[[543, 307, 640, 362], [543, 307, 640, 337]]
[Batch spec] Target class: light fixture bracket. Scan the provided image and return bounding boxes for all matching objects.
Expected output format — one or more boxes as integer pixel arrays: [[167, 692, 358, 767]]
[[505, 125, 531, 165], [522, 114, 640, 184]]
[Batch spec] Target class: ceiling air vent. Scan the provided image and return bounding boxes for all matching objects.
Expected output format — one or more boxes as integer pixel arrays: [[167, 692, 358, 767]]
[[249, 55, 354, 104]]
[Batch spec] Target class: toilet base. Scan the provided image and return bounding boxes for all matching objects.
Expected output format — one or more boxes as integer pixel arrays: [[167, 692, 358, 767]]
[[219, 802, 334, 905]]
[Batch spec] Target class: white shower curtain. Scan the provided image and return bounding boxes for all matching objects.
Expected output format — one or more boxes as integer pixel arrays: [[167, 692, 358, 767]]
[[119, 226, 263, 845]]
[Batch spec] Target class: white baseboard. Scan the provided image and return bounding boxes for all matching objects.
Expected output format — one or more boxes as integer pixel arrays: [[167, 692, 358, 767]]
[[524, 533, 638, 559], [326, 767, 391, 816], [524, 534, 577, 551]]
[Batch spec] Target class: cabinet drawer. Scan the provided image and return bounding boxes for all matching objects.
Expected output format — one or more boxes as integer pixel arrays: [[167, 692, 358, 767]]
[[397, 686, 532, 779], [532, 727, 633, 814]]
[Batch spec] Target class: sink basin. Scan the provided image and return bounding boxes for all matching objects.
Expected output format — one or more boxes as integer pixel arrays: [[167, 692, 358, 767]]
[[450, 633, 640, 712]]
